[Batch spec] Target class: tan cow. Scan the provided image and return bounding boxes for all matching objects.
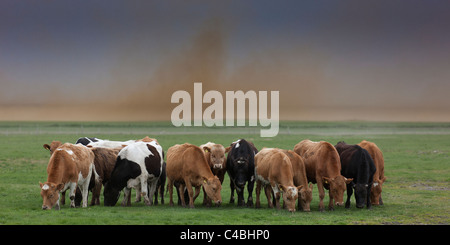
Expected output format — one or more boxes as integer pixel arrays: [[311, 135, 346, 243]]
[[280, 149, 313, 212], [255, 148, 303, 212], [39, 143, 97, 210], [166, 143, 222, 208], [199, 142, 228, 206], [358, 140, 386, 205], [294, 140, 352, 211]]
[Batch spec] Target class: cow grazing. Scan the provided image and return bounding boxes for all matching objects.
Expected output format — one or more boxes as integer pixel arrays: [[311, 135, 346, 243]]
[[199, 142, 228, 206], [358, 140, 386, 205], [166, 143, 222, 208], [280, 149, 313, 212], [226, 139, 258, 207], [39, 143, 98, 210], [294, 140, 352, 211], [255, 148, 303, 212], [103, 141, 163, 206], [335, 141, 376, 209], [88, 147, 121, 205]]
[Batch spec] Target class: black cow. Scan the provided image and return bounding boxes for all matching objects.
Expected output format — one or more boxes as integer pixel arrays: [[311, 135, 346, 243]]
[[104, 141, 163, 206], [335, 141, 376, 209], [76, 137, 99, 145], [226, 139, 258, 207]]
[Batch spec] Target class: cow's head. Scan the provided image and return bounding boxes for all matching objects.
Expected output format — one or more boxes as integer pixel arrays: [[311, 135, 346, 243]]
[[323, 175, 353, 206], [39, 182, 64, 210], [203, 144, 227, 170], [43, 141, 62, 155], [280, 185, 303, 212], [298, 183, 313, 212], [103, 182, 121, 206], [371, 176, 386, 205], [202, 176, 222, 206]]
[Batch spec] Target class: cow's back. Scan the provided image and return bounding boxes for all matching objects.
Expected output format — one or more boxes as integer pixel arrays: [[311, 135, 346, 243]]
[[295, 141, 341, 182], [255, 148, 294, 186], [167, 143, 209, 182], [47, 143, 94, 183]]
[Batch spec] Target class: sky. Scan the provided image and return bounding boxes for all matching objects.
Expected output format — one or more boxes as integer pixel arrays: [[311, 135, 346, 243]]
[[1, 0, 450, 121]]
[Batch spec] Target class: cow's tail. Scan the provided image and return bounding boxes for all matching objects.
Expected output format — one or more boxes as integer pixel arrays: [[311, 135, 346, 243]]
[[92, 164, 101, 187]]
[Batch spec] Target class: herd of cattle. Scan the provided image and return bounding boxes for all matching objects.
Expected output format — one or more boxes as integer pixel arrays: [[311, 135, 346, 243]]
[[39, 136, 386, 212]]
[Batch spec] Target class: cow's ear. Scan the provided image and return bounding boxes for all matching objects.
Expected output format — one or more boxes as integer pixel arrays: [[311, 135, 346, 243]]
[[56, 183, 65, 191], [225, 146, 231, 153], [39, 182, 44, 188], [380, 176, 387, 184], [43, 144, 51, 151], [297, 185, 304, 191], [203, 146, 211, 153], [344, 177, 353, 184], [322, 177, 331, 184]]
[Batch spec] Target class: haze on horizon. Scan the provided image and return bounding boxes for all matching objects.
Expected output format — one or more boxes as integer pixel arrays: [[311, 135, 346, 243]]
[[1, 0, 449, 122]]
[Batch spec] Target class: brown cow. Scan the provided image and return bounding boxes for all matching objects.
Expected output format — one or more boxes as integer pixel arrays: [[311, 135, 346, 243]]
[[199, 142, 228, 206], [280, 149, 313, 212], [255, 148, 303, 212], [166, 143, 222, 208], [88, 147, 121, 205], [358, 140, 386, 205], [294, 140, 352, 211], [39, 143, 97, 210]]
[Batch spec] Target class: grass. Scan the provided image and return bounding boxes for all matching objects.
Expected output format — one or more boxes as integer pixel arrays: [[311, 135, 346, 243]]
[[0, 121, 449, 225]]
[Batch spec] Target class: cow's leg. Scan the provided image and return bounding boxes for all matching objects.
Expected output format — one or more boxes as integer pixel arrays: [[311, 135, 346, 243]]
[[80, 182, 90, 208], [147, 179, 158, 206], [178, 183, 186, 207], [168, 179, 175, 207], [68, 182, 77, 208], [140, 177, 150, 206], [91, 179, 102, 206], [316, 178, 325, 211], [255, 180, 262, 208], [328, 192, 335, 211], [345, 184, 353, 209], [135, 185, 141, 203], [122, 187, 132, 206], [184, 181, 195, 208], [272, 185, 281, 210], [61, 190, 66, 205], [193, 186, 201, 202], [229, 180, 235, 204], [366, 186, 372, 209], [264, 185, 274, 209], [247, 179, 254, 207], [55, 194, 61, 210]]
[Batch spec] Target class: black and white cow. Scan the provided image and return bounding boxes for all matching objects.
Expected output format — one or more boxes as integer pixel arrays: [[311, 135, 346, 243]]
[[226, 139, 258, 207], [76, 137, 100, 146], [103, 141, 163, 206], [335, 141, 376, 209]]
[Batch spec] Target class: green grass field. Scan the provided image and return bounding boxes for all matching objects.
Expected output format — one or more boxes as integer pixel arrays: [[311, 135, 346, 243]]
[[0, 121, 449, 225]]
